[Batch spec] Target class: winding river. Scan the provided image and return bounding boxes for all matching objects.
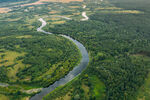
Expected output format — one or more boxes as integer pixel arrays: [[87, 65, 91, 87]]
[[0, 4, 89, 100], [81, 12, 89, 21], [30, 13, 89, 100], [81, 5, 89, 21]]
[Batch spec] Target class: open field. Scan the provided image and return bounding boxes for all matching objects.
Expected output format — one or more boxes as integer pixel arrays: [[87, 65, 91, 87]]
[[0, 94, 9, 100], [16, 35, 32, 39], [20, 0, 83, 7], [68, 6, 80, 8], [0, 50, 27, 82], [89, 76, 106, 100], [0, 8, 11, 13], [42, 0, 83, 3], [0, 50, 25, 67], [51, 21, 66, 24], [49, 11, 60, 14], [95, 7, 122, 10], [97, 10, 143, 14]]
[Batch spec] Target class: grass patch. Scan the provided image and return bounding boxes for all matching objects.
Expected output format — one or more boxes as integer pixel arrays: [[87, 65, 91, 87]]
[[55, 92, 71, 100], [49, 11, 60, 14], [46, 17, 61, 21], [7, 60, 27, 82], [20, 0, 83, 7], [52, 21, 66, 24], [95, 7, 122, 10], [16, 35, 32, 39], [0, 17, 21, 22], [82, 84, 90, 99], [21, 97, 30, 100], [113, 10, 143, 14], [0, 51, 25, 67], [98, 10, 143, 14], [72, 12, 80, 15], [89, 75, 106, 100], [68, 6, 80, 8], [0, 50, 27, 82], [0, 94, 9, 100]]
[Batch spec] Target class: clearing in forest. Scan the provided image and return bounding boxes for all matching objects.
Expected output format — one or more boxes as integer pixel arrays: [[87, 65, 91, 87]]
[[69, 6, 80, 8], [49, 11, 60, 14], [16, 35, 32, 39], [52, 21, 66, 24], [0, 94, 9, 100], [0, 8, 11, 13], [99, 10, 143, 14], [21, 0, 83, 7], [0, 51, 25, 67]]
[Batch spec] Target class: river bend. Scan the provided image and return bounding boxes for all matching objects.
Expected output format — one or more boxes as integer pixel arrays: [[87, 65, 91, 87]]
[[30, 18, 89, 100]]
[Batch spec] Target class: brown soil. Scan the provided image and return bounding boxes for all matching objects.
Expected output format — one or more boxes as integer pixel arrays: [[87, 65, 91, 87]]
[[40, 0, 83, 3], [21, 0, 83, 7], [69, 6, 80, 8], [49, 10, 60, 14], [0, 8, 11, 13]]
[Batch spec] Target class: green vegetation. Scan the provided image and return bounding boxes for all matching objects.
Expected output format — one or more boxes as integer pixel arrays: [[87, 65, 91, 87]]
[[0, 0, 150, 100], [0, 1, 82, 98], [0, 34, 81, 86], [44, 0, 150, 100], [44, 74, 106, 100], [132, 73, 150, 100], [0, 34, 81, 99], [89, 76, 105, 100], [0, 94, 9, 100]]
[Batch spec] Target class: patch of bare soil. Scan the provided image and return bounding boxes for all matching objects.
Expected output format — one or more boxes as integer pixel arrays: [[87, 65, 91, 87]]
[[40, 0, 83, 3], [21, 0, 83, 7], [49, 10, 60, 14], [0, 8, 11, 13], [69, 6, 80, 8]]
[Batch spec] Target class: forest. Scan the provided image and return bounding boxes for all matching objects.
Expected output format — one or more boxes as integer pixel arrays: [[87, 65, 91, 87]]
[[0, 0, 81, 98], [0, 0, 150, 100], [44, 0, 150, 100]]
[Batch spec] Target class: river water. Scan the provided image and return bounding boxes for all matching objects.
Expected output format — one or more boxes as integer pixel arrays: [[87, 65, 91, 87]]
[[30, 18, 89, 100]]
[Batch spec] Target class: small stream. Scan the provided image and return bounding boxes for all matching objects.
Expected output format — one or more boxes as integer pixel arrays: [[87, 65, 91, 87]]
[[81, 5, 89, 21]]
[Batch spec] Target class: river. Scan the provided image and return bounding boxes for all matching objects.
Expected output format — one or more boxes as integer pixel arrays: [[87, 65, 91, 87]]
[[81, 12, 89, 21], [81, 5, 89, 21], [30, 17, 89, 100]]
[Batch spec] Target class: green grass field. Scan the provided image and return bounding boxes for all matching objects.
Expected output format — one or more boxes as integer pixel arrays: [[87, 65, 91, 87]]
[[89, 75, 106, 100], [0, 94, 9, 100]]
